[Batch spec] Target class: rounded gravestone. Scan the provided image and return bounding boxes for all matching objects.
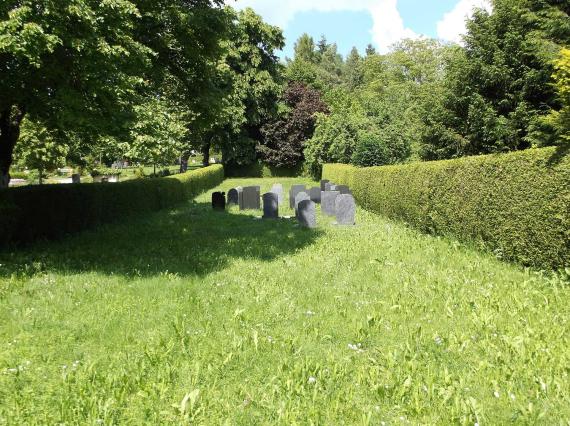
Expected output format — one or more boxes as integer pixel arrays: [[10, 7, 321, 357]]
[[262, 193, 279, 219], [227, 188, 240, 205], [298, 200, 317, 228], [294, 192, 310, 217], [335, 194, 356, 225]]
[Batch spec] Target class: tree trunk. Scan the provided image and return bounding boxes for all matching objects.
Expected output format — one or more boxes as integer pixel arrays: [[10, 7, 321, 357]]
[[0, 106, 25, 189], [202, 141, 211, 167], [179, 152, 189, 173]]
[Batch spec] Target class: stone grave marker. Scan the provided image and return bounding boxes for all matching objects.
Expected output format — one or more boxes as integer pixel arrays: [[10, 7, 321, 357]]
[[321, 191, 340, 216], [324, 182, 333, 191], [298, 200, 317, 228], [71, 174, 81, 184], [263, 193, 279, 219], [320, 180, 330, 191], [271, 184, 284, 205], [289, 184, 306, 208], [309, 187, 322, 204], [336, 185, 351, 195], [294, 192, 311, 216], [212, 192, 226, 210], [241, 186, 260, 210], [227, 188, 240, 205], [335, 194, 356, 225]]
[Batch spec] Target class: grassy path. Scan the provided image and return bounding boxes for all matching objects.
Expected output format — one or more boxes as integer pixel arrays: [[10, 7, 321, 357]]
[[1, 178, 569, 424]]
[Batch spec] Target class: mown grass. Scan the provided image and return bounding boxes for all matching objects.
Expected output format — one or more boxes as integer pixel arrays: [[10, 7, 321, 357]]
[[0, 177, 569, 425]]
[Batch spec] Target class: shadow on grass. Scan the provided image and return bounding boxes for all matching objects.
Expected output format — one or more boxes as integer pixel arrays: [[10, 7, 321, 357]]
[[0, 201, 321, 278]]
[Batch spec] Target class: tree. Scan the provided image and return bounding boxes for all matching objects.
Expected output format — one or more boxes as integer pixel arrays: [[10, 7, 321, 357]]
[[365, 44, 377, 56], [344, 47, 364, 89], [258, 82, 328, 168], [13, 118, 68, 184], [294, 33, 317, 63]]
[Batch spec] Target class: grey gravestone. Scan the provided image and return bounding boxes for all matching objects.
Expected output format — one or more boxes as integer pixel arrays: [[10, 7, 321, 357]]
[[336, 185, 351, 195], [309, 187, 322, 204], [320, 180, 330, 191], [330, 185, 337, 191], [212, 192, 226, 211], [294, 192, 311, 216], [227, 188, 240, 205], [271, 184, 284, 205], [324, 182, 334, 191], [321, 191, 340, 216], [71, 174, 81, 184], [298, 200, 317, 228], [289, 184, 307, 208], [335, 194, 356, 225], [262, 193, 279, 219], [241, 186, 260, 210]]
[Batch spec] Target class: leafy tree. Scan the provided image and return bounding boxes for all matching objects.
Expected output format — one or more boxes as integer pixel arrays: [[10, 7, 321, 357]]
[[294, 33, 317, 63], [345, 47, 364, 89], [14, 118, 68, 184], [547, 48, 570, 144], [258, 82, 328, 168], [365, 44, 377, 56]]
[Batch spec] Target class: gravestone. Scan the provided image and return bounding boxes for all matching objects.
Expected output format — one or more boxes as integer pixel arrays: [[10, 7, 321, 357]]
[[271, 184, 284, 205], [335, 194, 356, 225], [330, 185, 337, 191], [241, 186, 261, 210], [336, 185, 351, 195], [294, 192, 311, 217], [101, 177, 109, 183], [320, 180, 330, 191], [262, 193, 279, 219], [227, 188, 240, 205], [309, 187, 322, 204], [298, 200, 317, 228], [71, 174, 81, 184], [324, 182, 333, 191], [289, 184, 307, 208], [321, 191, 340, 216], [212, 192, 226, 210]]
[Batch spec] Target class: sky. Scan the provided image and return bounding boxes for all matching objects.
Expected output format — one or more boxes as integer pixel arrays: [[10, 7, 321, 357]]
[[230, 0, 492, 58]]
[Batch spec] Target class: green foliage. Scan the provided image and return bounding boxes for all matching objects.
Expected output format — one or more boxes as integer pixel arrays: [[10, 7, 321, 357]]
[[13, 118, 68, 183], [224, 161, 305, 178], [0, 165, 224, 244], [324, 148, 569, 270], [1, 178, 569, 423]]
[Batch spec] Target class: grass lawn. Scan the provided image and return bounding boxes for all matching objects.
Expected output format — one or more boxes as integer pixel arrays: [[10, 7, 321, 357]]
[[1, 178, 569, 424]]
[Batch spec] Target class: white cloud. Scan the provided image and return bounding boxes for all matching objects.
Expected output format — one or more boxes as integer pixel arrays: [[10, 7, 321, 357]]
[[231, 0, 418, 53], [436, 0, 492, 44]]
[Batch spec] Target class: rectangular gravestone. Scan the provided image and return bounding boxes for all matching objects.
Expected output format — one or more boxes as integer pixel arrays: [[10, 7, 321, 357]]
[[320, 180, 330, 191], [309, 187, 321, 204], [298, 200, 317, 228], [324, 182, 334, 191], [212, 192, 226, 211], [72, 174, 81, 184], [335, 194, 356, 225], [294, 191, 310, 217], [263, 192, 279, 219], [321, 191, 340, 216], [271, 184, 284, 205], [289, 185, 306, 209], [241, 186, 260, 210], [336, 185, 351, 195]]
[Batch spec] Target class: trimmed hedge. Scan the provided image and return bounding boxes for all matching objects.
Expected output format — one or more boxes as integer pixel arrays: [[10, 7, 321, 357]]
[[224, 161, 305, 178], [323, 148, 569, 270], [0, 165, 224, 246]]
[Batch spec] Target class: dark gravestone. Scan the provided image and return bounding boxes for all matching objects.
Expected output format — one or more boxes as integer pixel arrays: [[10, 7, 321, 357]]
[[289, 185, 307, 208], [212, 192, 226, 210], [320, 180, 330, 191], [309, 187, 321, 204], [241, 186, 260, 210], [294, 192, 310, 216], [262, 193, 279, 219], [227, 188, 240, 205], [298, 200, 317, 228], [336, 185, 351, 195], [335, 194, 356, 225], [321, 191, 340, 216], [71, 174, 81, 184]]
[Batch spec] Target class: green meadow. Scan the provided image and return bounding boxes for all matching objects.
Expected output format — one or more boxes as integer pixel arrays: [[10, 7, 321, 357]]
[[1, 178, 568, 424]]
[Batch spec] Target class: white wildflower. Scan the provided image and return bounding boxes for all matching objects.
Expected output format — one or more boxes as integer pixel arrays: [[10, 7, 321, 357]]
[[493, 390, 500, 398], [308, 376, 317, 385]]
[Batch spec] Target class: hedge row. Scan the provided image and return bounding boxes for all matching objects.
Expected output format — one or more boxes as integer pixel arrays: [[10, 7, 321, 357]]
[[0, 165, 224, 246], [323, 148, 569, 270]]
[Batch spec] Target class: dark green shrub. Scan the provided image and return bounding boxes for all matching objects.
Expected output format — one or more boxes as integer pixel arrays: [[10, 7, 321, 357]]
[[224, 161, 306, 178], [323, 148, 569, 270], [0, 165, 224, 246]]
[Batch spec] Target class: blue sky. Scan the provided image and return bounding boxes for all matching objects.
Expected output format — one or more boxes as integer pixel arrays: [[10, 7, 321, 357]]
[[232, 0, 492, 58]]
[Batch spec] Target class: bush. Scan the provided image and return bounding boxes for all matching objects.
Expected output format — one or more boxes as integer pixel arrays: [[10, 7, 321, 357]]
[[323, 148, 569, 270], [0, 165, 224, 246], [224, 161, 306, 178]]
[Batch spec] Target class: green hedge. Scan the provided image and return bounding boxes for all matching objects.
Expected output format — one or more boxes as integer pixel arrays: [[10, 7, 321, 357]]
[[323, 148, 569, 270], [0, 165, 224, 246], [224, 161, 305, 178]]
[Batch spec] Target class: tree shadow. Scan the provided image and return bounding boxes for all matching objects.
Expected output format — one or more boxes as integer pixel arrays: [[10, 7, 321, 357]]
[[546, 144, 569, 166], [0, 201, 321, 279]]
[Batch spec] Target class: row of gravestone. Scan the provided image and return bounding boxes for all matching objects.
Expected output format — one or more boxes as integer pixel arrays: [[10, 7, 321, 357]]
[[211, 180, 356, 228]]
